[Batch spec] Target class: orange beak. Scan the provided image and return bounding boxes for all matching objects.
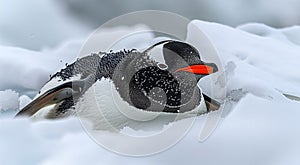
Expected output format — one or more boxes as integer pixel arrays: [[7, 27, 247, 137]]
[[175, 64, 215, 75]]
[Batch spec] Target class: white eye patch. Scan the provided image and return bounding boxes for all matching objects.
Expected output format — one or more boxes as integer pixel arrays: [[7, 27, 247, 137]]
[[157, 63, 168, 70], [146, 42, 168, 70]]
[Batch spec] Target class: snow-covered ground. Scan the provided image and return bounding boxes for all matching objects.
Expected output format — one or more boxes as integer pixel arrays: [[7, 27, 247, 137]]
[[1, 10, 300, 165]]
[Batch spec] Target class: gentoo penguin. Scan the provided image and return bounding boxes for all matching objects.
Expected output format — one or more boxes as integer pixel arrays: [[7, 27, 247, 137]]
[[15, 40, 219, 130]]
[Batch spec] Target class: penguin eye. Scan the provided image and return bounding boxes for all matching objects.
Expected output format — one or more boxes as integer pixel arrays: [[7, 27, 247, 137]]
[[157, 63, 168, 70]]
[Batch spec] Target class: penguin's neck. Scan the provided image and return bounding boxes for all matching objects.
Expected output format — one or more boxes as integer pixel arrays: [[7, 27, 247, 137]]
[[96, 50, 135, 80]]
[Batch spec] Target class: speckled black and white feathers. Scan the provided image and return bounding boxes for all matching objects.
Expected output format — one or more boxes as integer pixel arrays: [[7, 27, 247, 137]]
[[111, 43, 202, 113], [44, 41, 210, 117], [51, 54, 101, 81], [46, 50, 133, 118]]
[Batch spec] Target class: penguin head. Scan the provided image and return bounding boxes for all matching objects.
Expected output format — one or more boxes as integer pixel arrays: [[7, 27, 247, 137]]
[[145, 40, 218, 81]]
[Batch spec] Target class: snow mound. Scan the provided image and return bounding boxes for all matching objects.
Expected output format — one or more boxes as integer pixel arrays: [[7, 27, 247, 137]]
[[0, 19, 300, 164], [0, 89, 19, 111], [237, 23, 295, 44], [19, 95, 32, 110], [237, 23, 300, 47], [191, 20, 300, 101], [0, 39, 83, 95], [0, 118, 85, 165], [281, 26, 300, 46]]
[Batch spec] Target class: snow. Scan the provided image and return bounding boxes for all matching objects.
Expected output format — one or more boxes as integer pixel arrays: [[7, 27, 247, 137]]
[[0, 39, 83, 95], [190, 20, 300, 99], [1, 14, 300, 165], [19, 95, 32, 110], [280, 26, 300, 46], [0, 89, 19, 112]]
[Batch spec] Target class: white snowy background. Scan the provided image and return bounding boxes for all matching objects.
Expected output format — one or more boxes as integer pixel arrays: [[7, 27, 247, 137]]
[[1, 1, 300, 165]]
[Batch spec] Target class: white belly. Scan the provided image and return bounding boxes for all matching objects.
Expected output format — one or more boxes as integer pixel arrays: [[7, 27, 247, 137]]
[[76, 78, 207, 132]]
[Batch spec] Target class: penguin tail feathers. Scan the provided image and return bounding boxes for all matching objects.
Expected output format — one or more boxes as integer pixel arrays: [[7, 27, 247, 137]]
[[203, 93, 221, 112]]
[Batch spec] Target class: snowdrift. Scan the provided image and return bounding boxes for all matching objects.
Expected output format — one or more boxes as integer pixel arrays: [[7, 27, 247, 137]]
[[0, 20, 300, 165]]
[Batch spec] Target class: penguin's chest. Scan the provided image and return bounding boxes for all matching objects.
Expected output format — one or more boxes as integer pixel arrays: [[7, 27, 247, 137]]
[[75, 78, 207, 131], [113, 63, 203, 113]]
